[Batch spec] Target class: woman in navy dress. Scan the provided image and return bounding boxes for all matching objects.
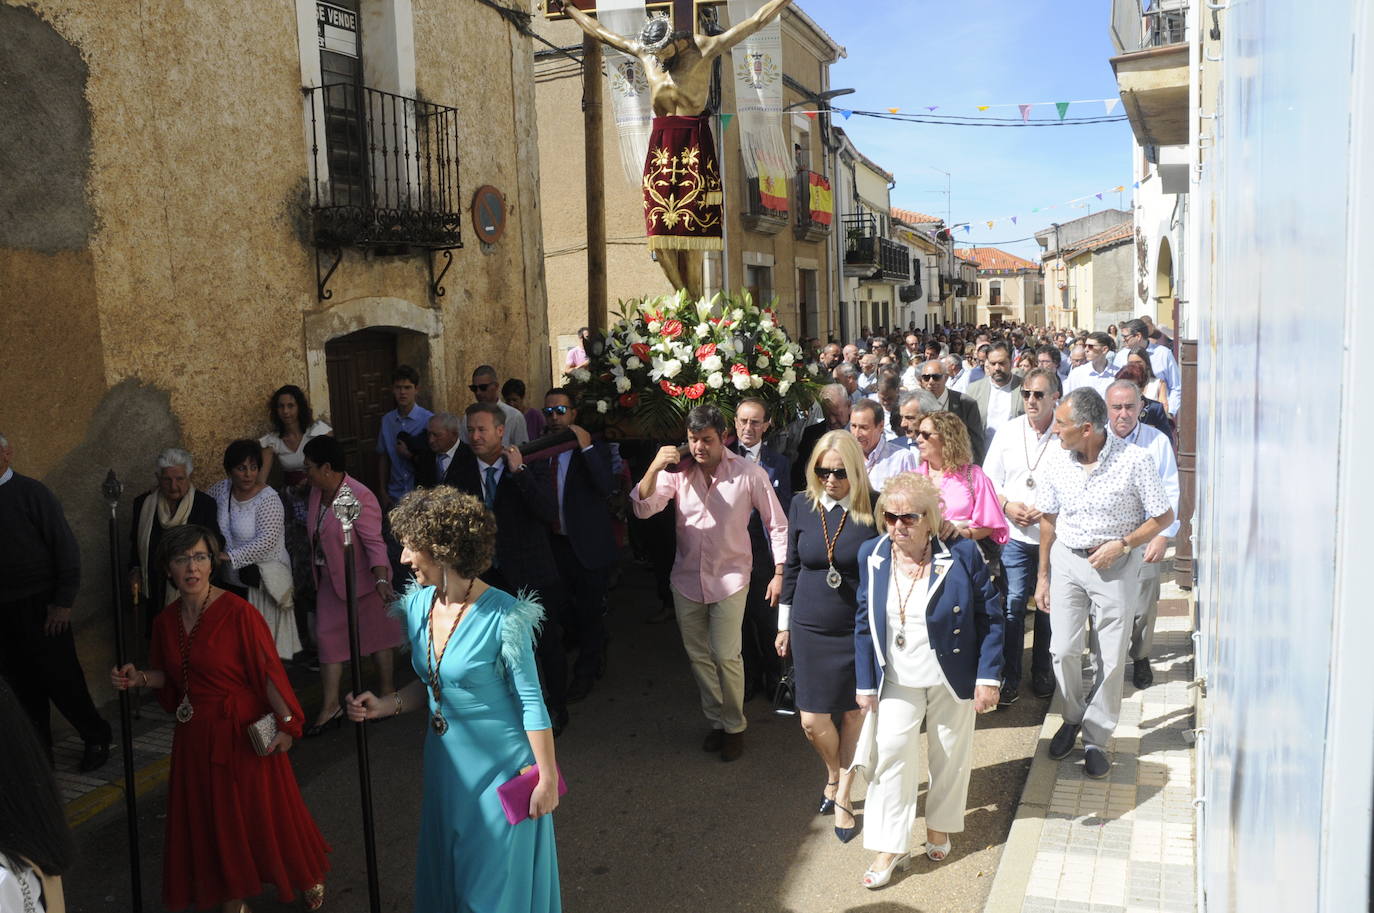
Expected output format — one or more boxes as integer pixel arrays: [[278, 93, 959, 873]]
[[777, 430, 879, 843], [346, 487, 561, 912]]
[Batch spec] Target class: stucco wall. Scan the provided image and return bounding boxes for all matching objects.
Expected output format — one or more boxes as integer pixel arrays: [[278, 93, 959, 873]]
[[3, 0, 549, 704]]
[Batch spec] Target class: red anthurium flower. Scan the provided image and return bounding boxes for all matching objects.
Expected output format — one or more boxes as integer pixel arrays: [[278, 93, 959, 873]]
[[684, 383, 706, 400], [764, 375, 779, 384], [619, 392, 639, 408], [731, 363, 750, 375], [754, 344, 770, 354], [661, 319, 684, 339], [659, 380, 683, 396], [695, 342, 717, 360], [631, 343, 651, 361]]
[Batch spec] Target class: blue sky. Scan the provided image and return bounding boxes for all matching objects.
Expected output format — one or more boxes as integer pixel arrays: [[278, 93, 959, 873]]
[[795, 0, 1133, 261]]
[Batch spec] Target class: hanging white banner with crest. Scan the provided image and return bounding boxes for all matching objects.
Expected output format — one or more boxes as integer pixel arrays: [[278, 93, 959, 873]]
[[727, 0, 790, 197], [599, 0, 655, 185]]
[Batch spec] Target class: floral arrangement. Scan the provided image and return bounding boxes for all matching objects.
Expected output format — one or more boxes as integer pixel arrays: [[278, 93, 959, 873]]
[[565, 290, 822, 435]]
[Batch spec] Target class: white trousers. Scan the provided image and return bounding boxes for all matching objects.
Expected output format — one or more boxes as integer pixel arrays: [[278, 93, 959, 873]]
[[672, 586, 748, 734], [862, 680, 975, 855]]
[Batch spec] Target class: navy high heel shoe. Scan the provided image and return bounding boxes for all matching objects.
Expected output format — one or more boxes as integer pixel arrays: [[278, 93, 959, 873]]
[[834, 805, 860, 844]]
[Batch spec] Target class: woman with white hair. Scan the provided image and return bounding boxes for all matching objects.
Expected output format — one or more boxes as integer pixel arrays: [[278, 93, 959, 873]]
[[128, 448, 222, 634], [853, 473, 1004, 889]]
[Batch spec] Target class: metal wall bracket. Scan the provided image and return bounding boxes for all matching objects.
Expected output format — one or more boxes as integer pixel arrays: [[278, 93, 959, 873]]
[[428, 248, 458, 301], [316, 245, 343, 301]]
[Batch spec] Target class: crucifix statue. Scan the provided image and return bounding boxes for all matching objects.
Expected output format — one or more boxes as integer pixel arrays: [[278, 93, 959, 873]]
[[556, 0, 795, 298]]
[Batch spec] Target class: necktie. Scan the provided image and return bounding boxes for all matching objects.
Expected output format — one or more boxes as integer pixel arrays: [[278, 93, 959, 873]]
[[437, 453, 449, 479], [550, 458, 562, 535], [484, 466, 498, 509]]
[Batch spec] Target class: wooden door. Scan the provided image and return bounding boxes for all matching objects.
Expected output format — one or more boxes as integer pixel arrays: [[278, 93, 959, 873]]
[[325, 329, 397, 497]]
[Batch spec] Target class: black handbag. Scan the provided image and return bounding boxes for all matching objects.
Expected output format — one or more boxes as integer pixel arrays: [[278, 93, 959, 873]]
[[772, 660, 797, 716], [976, 537, 1005, 582]]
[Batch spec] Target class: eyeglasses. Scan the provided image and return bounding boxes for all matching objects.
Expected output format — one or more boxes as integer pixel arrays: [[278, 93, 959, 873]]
[[469, 382, 495, 393], [170, 553, 213, 569], [883, 511, 924, 526], [542, 405, 571, 417], [1021, 389, 1049, 400], [814, 467, 848, 480], [915, 430, 937, 440], [919, 374, 944, 382]]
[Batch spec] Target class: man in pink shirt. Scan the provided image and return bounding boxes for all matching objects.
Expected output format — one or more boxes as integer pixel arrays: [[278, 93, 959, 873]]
[[632, 405, 788, 762]]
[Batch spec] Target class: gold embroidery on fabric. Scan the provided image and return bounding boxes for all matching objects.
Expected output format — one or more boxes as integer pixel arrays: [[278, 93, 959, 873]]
[[643, 145, 722, 236]]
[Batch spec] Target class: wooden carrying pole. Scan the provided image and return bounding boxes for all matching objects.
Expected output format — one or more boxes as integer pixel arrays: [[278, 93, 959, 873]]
[[582, 34, 608, 333]]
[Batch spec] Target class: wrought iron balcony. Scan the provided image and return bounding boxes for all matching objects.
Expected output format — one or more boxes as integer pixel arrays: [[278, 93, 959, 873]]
[[842, 213, 910, 281], [306, 84, 463, 250], [794, 170, 833, 243], [898, 283, 923, 303], [741, 176, 788, 235]]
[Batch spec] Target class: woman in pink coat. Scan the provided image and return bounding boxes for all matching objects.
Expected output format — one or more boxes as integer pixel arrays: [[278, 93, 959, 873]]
[[301, 436, 404, 736]]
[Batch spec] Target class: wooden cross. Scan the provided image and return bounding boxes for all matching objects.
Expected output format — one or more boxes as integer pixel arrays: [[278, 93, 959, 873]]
[[671, 0, 694, 31]]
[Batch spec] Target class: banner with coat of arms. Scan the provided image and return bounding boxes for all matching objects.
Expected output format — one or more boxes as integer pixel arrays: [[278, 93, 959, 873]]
[[808, 172, 833, 224], [600, 0, 654, 185], [727, 0, 791, 200]]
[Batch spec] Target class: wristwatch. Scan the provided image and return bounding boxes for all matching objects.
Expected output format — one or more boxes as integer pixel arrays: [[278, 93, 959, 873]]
[[1118, 538, 1131, 553]]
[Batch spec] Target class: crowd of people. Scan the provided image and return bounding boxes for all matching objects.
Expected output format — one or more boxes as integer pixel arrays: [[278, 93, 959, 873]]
[[0, 312, 1183, 908]]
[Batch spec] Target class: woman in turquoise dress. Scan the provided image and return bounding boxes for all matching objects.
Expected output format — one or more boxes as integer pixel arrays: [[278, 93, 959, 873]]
[[346, 486, 562, 912]]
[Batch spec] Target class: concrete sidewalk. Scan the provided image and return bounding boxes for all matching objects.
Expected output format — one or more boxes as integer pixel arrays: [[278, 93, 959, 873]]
[[985, 583, 1198, 913]]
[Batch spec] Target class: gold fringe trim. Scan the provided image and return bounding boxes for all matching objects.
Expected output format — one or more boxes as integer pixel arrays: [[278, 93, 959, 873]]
[[648, 236, 725, 252], [704, 192, 723, 206]]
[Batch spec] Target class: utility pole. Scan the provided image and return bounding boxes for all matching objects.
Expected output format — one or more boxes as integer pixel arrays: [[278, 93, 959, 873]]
[[582, 34, 607, 331]]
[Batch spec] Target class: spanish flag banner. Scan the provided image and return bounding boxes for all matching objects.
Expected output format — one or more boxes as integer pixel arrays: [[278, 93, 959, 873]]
[[808, 172, 833, 225]]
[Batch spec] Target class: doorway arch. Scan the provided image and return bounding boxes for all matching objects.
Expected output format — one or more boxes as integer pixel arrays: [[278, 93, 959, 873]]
[[1154, 237, 1175, 320]]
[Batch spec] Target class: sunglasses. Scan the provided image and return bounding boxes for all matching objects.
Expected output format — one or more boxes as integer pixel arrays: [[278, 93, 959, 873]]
[[915, 430, 937, 440], [542, 405, 571, 417], [883, 511, 924, 526], [814, 467, 848, 480], [469, 382, 495, 393], [919, 374, 944, 382], [1021, 389, 1049, 400]]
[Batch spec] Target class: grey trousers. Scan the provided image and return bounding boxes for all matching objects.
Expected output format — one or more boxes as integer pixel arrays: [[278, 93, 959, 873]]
[[1129, 560, 1164, 660], [1048, 541, 1145, 750]]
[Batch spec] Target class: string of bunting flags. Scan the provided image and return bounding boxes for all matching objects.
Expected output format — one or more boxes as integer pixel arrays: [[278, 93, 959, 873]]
[[711, 97, 1127, 127], [958, 179, 1140, 232]]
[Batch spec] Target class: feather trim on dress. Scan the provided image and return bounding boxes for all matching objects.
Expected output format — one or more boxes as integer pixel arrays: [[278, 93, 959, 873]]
[[500, 590, 546, 675]]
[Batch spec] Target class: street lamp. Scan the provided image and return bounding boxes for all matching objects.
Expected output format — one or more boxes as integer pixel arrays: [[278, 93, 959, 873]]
[[783, 87, 855, 111]]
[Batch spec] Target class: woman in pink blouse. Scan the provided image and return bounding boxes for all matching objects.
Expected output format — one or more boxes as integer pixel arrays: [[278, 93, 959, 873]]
[[911, 412, 1009, 546]]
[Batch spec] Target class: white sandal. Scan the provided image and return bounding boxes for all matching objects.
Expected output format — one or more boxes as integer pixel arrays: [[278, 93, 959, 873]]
[[925, 838, 952, 862], [861, 853, 910, 889]]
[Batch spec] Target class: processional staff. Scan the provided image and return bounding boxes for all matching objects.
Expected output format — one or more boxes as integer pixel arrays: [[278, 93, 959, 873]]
[[332, 483, 383, 913], [102, 470, 144, 912]]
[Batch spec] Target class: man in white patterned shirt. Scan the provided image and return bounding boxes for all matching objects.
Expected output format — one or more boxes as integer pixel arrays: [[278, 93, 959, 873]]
[[1033, 388, 1174, 778]]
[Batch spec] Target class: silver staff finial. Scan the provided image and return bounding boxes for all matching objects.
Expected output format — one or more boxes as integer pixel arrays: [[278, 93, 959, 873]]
[[332, 483, 362, 544]]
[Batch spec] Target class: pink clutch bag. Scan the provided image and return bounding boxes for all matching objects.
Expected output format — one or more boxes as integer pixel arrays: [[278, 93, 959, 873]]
[[496, 763, 568, 825]]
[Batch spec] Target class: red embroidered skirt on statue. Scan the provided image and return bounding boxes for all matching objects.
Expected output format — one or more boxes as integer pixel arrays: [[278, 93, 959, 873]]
[[148, 591, 330, 910], [643, 114, 724, 251]]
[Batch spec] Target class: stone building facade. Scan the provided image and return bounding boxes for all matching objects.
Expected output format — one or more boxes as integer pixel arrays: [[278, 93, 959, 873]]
[[1, 0, 550, 685]]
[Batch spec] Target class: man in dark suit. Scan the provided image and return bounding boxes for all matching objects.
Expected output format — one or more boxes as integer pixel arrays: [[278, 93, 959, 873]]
[[415, 412, 463, 488], [966, 343, 1025, 440], [792, 383, 851, 492], [450, 403, 569, 734], [916, 359, 988, 464], [537, 389, 618, 703], [730, 397, 791, 700]]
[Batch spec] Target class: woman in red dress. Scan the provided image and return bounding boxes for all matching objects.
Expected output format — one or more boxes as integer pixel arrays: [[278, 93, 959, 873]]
[[112, 523, 329, 912]]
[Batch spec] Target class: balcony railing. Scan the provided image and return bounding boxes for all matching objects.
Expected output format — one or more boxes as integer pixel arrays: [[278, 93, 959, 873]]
[[794, 170, 833, 242], [1111, 0, 1187, 54], [741, 176, 789, 235], [307, 84, 462, 249], [842, 213, 910, 281], [898, 283, 923, 303]]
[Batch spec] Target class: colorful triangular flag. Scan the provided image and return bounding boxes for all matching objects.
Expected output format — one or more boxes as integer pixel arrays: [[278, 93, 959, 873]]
[[963, 225, 971, 234], [1132, 181, 1140, 188], [1031, 207, 1040, 213], [986, 220, 995, 229], [888, 107, 900, 114], [840, 110, 852, 119], [925, 105, 939, 112], [1113, 185, 1125, 192], [1011, 216, 1018, 225], [1105, 98, 1120, 115], [805, 111, 817, 120], [1018, 104, 1032, 123], [977, 105, 990, 112], [1055, 102, 1070, 120], [1095, 193, 1103, 200], [719, 113, 734, 132]]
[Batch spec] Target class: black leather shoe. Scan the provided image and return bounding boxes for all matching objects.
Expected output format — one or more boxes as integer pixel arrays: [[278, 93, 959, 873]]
[[79, 741, 110, 773], [702, 729, 725, 752], [833, 805, 859, 843], [1083, 746, 1111, 778], [1048, 722, 1080, 760], [1031, 673, 1055, 699], [998, 685, 1020, 707], [720, 731, 744, 762], [567, 676, 594, 704], [1132, 658, 1154, 689]]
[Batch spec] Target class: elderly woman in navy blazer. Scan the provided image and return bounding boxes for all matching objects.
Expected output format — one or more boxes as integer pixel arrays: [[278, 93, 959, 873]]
[[853, 472, 1004, 890]]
